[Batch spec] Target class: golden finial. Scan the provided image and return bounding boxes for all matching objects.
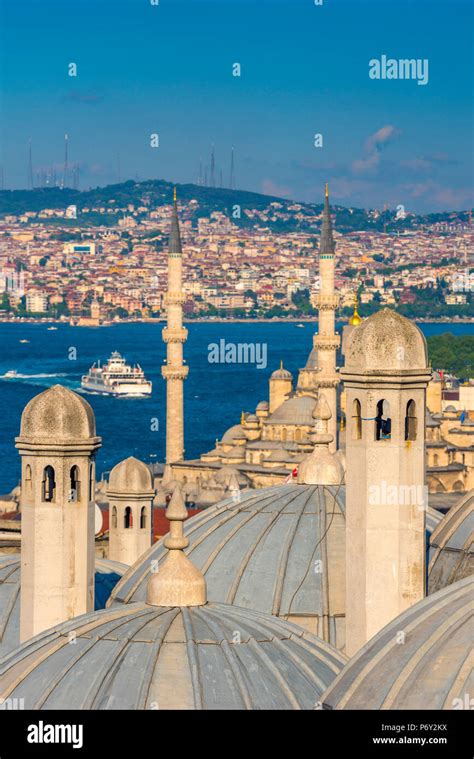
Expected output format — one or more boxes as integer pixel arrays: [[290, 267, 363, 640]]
[[241, 410, 245, 425], [325, 182, 329, 198], [349, 292, 362, 326], [280, 359, 283, 370], [173, 186, 177, 203]]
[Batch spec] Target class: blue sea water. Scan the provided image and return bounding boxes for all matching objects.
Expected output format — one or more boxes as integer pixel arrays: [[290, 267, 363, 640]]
[[0, 320, 471, 493]]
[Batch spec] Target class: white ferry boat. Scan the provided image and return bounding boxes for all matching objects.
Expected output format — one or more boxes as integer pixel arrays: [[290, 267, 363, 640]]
[[81, 351, 152, 396]]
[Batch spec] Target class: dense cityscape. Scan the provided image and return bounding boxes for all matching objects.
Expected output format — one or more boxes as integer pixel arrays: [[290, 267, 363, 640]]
[[0, 181, 472, 323]]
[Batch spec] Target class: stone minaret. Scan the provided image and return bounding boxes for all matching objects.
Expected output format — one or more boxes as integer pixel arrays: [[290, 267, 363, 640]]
[[107, 456, 155, 565], [297, 184, 340, 450], [16, 385, 101, 642], [341, 309, 431, 656], [162, 188, 189, 463]]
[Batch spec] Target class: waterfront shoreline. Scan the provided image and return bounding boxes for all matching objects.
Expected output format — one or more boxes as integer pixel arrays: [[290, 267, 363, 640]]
[[0, 316, 472, 325]]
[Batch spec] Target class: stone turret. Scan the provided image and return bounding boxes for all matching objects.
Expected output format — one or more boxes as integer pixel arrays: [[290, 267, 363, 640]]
[[107, 456, 155, 565], [269, 361, 293, 413], [341, 308, 431, 656], [15, 385, 101, 641]]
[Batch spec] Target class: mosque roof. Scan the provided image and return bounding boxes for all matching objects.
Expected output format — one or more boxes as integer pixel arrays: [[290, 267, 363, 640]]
[[0, 601, 346, 710], [18, 385, 97, 442], [428, 489, 474, 594], [0, 555, 127, 660], [108, 457, 154, 495], [266, 395, 317, 425], [321, 576, 473, 710], [109, 484, 444, 652], [110, 485, 346, 646], [343, 309, 429, 373]]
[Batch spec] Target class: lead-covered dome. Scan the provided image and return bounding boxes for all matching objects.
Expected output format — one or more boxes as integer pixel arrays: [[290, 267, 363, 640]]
[[267, 395, 316, 425], [0, 600, 346, 709], [108, 456, 154, 495], [428, 489, 474, 594], [0, 555, 127, 659], [18, 385, 97, 441], [321, 576, 473, 710], [343, 309, 428, 372], [109, 484, 443, 651], [110, 485, 346, 645]]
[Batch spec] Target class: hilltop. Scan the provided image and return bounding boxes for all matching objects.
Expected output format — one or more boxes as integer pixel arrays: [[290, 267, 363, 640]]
[[0, 179, 471, 233]]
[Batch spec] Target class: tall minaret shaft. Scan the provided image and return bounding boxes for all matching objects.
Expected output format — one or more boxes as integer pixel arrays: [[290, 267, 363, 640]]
[[162, 189, 188, 463], [297, 184, 340, 450]]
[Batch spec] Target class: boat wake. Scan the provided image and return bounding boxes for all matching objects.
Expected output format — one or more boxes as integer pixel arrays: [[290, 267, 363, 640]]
[[0, 372, 68, 380]]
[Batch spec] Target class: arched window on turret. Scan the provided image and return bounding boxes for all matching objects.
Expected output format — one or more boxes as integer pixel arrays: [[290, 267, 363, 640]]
[[433, 454, 439, 466], [24, 464, 32, 495], [112, 506, 117, 529], [69, 466, 80, 502], [140, 507, 147, 529], [352, 399, 362, 440], [375, 400, 391, 441], [282, 428, 287, 442], [405, 400, 417, 441], [124, 506, 133, 529], [42, 466, 56, 502], [295, 429, 301, 442]]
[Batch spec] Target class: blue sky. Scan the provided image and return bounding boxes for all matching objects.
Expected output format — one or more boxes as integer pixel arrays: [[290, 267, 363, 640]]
[[0, 0, 472, 211]]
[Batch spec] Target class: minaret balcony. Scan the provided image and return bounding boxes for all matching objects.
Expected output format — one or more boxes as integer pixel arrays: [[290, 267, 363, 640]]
[[313, 334, 341, 351], [161, 365, 189, 380], [162, 327, 188, 343], [165, 291, 186, 305], [313, 294, 340, 309]]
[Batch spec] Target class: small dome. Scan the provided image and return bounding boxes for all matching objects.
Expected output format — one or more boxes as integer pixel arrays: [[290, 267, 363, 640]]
[[0, 555, 127, 660], [428, 489, 473, 594], [321, 577, 473, 710], [426, 409, 441, 428], [256, 401, 269, 411], [0, 600, 346, 709], [268, 395, 317, 425], [343, 309, 428, 372], [221, 424, 247, 444], [108, 457, 154, 495], [18, 385, 96, 441], [271, 363, 293, 380], [246, 413, 259, 423]]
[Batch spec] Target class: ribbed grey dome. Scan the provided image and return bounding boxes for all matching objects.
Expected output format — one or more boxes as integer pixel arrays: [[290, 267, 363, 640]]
[[109, 484, 443, 652], [428, 489, 473, 594], [267, 396, 316, 425], [321, 576, 473, 710], [110, 485, 346, 646], [0, 555, 127, 659], [0, 601, 346, 710]]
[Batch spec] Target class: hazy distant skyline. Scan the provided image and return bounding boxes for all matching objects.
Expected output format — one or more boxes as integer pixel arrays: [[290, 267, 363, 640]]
[[0, 0, 472, 212]]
